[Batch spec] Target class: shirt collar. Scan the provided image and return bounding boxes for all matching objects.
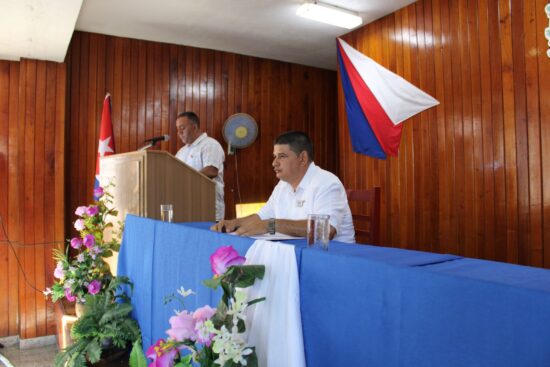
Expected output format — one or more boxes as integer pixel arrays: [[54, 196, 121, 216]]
[[295, 162, 316, 192], [188, 132, 207, 148]]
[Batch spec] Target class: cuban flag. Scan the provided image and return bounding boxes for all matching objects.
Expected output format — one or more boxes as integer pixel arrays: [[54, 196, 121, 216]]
[[94, 93, 115, 199], [337, 38, 439, 159]]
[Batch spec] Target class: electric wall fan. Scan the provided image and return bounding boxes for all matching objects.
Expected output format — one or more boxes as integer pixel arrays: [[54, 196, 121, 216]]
[[222, 113, 258, 155]]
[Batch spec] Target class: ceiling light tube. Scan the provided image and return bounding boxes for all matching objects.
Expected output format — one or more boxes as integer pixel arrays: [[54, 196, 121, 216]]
[[296, 1, 363, 30]]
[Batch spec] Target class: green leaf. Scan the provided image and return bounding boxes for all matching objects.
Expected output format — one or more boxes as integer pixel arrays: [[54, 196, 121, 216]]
[[129, 340, 148, 367], [85, 340, 102, 363], [247, 297, 266, 307], [246, 349, 259, 367], [203, 277, 222, 289]]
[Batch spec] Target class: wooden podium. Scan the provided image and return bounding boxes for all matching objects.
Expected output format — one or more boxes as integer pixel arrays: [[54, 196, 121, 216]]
[[99, 150, 216, 273]]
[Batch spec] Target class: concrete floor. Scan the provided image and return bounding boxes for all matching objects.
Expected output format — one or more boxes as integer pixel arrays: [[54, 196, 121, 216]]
[[0, 342, 58, 367]]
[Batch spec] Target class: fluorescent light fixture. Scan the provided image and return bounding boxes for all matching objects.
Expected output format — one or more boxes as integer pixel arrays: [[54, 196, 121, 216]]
[[296, 1, 363, 29]]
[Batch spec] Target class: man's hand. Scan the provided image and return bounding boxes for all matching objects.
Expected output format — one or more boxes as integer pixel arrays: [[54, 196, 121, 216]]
[[233, 216, 268, 237], [210, 219, 240, 233]]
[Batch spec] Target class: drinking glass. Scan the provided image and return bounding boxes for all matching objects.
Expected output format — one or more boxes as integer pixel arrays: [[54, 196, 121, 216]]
[[160, 204, 173, 223], [307, 214, 330, 250]]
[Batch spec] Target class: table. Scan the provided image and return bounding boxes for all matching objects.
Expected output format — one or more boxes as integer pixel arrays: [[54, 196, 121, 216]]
[[118, 215, 550, 367]]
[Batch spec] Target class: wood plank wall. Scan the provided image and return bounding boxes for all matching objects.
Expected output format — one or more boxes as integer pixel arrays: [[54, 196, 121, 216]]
[[65, 31, 337, 227], [338, 0, 550, 268], [0, 59, 66, 338]]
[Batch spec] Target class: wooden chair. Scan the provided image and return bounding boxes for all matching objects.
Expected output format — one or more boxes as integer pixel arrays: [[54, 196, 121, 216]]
[[346, 187, 381, 245]]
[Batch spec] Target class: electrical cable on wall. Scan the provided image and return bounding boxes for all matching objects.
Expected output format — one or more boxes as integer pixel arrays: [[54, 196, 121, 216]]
[[234, 150, 242, 205], [0, 216, 64, 296]]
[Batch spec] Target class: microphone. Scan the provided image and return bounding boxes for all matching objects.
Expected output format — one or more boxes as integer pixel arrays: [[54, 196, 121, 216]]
[[144, 134, 170, 144]]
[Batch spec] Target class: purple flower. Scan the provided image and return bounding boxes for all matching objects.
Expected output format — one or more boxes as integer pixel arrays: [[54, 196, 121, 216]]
[[53, 262, 65, 279], [209, 245, 246, 276], [76, 253, 85, 263], [74, 219, 85, 231], [64, 288, 76, 302], [83, 234, 95, 249], [93, 187, 104, 199], [193, 305, 216, 322], [75, 206, 87, 216], [87, 280, 101, 295], [146, 339, 178, 367], [86, 205, 99, 216], [70, 237, 83, 249], [166, 311, 196, 342]]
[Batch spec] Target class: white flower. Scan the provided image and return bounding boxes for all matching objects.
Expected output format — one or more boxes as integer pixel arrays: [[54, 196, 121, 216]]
[[177, 287, 195, 298], [43, 288, 52, 297], [212, 320, 253, 366]]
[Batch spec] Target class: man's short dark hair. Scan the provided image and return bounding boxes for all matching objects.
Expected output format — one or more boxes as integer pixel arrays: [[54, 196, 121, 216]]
[[274, 131, 314, 161], [177, 111, 200, 127]]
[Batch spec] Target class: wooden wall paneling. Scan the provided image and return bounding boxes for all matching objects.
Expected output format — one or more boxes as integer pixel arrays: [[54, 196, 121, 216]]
[[537, 0, 550, 268], [510, 0, 529, 265], [0, 59, 64, 338], [337, 0, 549, 267], [7, 62, 21, 336], [423, 0, 440, 251], [34, 61, 46, 337], [499, 0, 519, 264], [121, 38, 131, 154], [79, 33, 90, 205], [486, 0, 506, 262], [458, 0, 474, 258], [87, 33, 99, 200], [467, 0, 484, 259], [23, 59, 37, 339], [65, 31, 337, 238], [0, 62, 10, 337], [44, 62, 57, 335], [478, 0, 496, 261], [524, 0, 543, 267]]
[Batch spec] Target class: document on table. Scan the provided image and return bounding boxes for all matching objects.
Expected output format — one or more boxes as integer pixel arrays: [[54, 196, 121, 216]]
[[227, 231, 302, 241], [251, 232, 303, 241]]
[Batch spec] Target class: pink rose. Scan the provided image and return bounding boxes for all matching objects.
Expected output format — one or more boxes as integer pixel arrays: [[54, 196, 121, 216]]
[[53, 262, 65, 279], [64, 288, 76, 302], [83, 234, 95, 249], [166, 311, 196, 342], [210, 245, 246, 276], [74, 219, 85, 231], [70, 237, 83, 249], [86, 205, 99, 216], [93, 187, 104, 199], [87, 280, 101, 295], [193, 305, 216, 322], [75, 206, 87, 216], [146, 339, 178, 367]]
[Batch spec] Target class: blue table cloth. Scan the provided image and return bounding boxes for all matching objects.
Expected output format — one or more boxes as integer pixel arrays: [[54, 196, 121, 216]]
[[118, 215, 550, 367]]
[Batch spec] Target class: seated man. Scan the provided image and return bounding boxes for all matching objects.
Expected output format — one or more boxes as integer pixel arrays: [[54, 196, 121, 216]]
[[211, 131, 355, 243]]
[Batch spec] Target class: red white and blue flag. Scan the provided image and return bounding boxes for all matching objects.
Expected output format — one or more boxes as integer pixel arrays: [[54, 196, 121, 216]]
[[337, 38, 439, 159], [94, 93, 115, 199]]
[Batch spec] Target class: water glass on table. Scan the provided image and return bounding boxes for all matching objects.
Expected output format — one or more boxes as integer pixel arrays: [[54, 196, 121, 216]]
[[307, 214, 330, 250], [160, 204, 173, 223]]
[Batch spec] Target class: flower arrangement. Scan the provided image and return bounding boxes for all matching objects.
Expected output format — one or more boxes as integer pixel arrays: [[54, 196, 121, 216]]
[[134, 245, 265, 367], [46, 186, 121, 303]]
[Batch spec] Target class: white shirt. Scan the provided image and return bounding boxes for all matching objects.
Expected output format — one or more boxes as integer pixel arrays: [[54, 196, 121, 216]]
[[257, 162, 355, 243], [175, 133, 225, 220]]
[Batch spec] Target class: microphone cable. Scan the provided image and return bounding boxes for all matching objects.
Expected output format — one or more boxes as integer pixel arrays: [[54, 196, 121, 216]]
[[234, 149, 242, 205], [0, 215, 64, 295]]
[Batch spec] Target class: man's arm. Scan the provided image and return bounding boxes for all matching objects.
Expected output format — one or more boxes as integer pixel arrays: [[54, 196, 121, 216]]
[[233, 218, 336, 239], [200, 165, 218, 179], [210, 214, 260, 233]]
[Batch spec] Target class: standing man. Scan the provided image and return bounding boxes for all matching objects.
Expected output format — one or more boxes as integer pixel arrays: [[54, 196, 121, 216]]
[[211, 131, 355, 243], [175, 111, 225, 221]]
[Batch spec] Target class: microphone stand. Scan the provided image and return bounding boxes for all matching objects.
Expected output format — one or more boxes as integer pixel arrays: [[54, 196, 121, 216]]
[[138, 139, 162, 151]]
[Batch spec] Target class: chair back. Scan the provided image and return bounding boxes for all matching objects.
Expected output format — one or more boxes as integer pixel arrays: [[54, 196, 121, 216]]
[[346, 187, 381, 245]]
